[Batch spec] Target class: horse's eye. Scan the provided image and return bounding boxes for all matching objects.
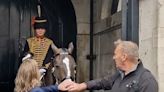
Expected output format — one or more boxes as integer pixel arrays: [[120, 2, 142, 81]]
[[55, 64, 60, 68]]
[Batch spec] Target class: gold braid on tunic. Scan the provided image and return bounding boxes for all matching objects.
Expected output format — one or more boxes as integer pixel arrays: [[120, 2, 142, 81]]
[[27, 37, 53, 68]]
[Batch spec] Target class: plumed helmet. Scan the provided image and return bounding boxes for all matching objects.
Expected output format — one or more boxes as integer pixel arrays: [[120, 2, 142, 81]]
[[33, 16, 48, 30]]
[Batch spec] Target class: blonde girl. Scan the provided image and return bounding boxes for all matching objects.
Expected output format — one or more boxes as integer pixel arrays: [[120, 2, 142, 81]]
[[14, 59, 40, 92]]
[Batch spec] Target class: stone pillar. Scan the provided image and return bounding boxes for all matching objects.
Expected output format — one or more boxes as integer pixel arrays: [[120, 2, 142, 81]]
[[71, 0, 90, 82], [157, 0, 164, 91], [139, 0, 158, 79]]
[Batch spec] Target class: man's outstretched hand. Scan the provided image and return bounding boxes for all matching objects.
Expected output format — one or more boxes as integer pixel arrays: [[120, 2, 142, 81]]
[[58, 79, 87, 92], [58, 79, 74, 91], [67, 82, 87, 92]]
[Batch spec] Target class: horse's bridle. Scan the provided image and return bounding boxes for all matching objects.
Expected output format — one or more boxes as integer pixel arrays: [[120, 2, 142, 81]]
[[52, 51, 75, 83]]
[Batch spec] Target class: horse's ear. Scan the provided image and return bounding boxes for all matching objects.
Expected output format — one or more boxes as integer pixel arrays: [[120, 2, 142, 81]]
[[68, 42, 74, 53], [51, 43, 59, 54]]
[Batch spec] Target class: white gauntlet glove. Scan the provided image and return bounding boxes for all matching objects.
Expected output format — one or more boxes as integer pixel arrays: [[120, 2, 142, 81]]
[[39, 68, 47, 80], [39, 68, 47, 75]]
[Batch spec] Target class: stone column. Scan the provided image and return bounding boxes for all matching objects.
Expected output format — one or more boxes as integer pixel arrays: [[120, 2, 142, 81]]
[[71, 0, 90, 82], [157, 0, 164, 91], [139, 0, 158, 79]]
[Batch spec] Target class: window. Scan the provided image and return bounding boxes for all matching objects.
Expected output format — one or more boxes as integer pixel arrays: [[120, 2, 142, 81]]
[[101, 0, 111, 19]]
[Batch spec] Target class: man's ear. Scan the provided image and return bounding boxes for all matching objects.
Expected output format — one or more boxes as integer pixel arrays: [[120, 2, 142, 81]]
[[122, 53, 127, 62]]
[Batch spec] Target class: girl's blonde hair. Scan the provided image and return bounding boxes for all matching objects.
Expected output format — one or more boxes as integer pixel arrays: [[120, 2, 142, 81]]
[[14, 59, 41, 92]]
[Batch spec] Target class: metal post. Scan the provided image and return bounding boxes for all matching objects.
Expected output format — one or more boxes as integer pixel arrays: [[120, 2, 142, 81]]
[[121, 0, 128, 40], [89, 0, 94, 92], [90, 0, 94, 82], [122, 0, 139, 44], [127, 0, 139, 44]]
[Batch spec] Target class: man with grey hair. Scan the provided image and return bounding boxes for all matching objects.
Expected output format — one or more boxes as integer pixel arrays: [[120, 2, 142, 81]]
[[66, 39, 158, 92]]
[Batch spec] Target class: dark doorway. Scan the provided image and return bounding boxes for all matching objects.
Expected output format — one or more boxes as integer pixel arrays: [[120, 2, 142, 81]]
[[0, 0, 77, 91]]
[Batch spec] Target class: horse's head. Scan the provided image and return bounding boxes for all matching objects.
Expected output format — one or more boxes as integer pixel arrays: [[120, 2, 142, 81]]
[[52, 42, 76, 83]]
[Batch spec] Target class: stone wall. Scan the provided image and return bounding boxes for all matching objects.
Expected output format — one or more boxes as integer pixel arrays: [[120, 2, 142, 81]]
[[71, 1, 122, 92], [157, 0, 164, 91], [93, 11, 121, 92], [139, 0, 158, 79], [72, 0, 163, 91], [139, 0, 164, 91]]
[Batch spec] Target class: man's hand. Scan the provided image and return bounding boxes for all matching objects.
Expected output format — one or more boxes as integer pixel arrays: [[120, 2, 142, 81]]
[[67, 82, 87, 92], [58, 79, 74, 91]]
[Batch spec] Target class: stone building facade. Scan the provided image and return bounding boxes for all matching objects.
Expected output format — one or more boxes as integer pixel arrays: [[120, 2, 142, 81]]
[[71, 0, 164, 92]]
